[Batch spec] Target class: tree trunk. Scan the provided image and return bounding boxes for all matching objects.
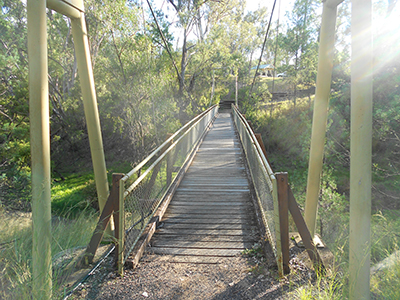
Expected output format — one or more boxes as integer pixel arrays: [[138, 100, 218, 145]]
[[179, 28, 188, 96]]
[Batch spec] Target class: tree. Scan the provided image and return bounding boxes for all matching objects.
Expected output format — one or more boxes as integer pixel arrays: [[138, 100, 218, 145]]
[[281, 0, 320, 104]]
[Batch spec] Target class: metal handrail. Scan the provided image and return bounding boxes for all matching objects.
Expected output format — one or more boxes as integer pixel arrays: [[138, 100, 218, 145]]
[[232, 105, 274, 177], [117, 105, 219, 274], [232, 104, 283, 277], [123, 106, 218, 181]]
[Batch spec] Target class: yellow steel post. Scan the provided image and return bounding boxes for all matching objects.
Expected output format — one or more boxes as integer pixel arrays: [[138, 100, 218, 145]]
[[349, 0, 372, 298], [235, 74, 238, 107], [27, 0, 52, 298], [304, 2, 337, 238], [46, 0, 82, 19], [118, 177, 125, 276], [71, 14, 111, 231]]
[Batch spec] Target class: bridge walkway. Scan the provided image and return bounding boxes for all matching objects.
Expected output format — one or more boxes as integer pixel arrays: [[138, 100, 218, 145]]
[[149, 112, 260, 263]]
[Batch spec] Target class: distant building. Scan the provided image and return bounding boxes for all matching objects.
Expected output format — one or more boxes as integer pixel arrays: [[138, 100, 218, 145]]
[[251, 64, 274, 77]]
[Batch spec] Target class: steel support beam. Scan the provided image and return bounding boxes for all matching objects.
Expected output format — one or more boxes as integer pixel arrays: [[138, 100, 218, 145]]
[[71, 14, 111, 227], [349, 0, 373, 298], [46, 0, 83, 19], [235, 75, 238, 107], [324, 0, 345, 8], [304, 2, 338, 237], [27, 0, 52, 298]]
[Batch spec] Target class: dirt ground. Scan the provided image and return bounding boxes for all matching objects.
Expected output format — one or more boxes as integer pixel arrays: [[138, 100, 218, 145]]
[[70, 245, 315, 300]]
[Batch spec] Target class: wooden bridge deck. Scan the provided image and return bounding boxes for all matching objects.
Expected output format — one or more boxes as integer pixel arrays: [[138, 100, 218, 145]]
[[150, 112, 259, 263]]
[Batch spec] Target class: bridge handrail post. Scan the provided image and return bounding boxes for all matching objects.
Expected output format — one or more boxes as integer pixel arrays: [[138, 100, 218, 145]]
[[115, 173, 125, 276], [79, 173, 123, 268], [113, 105, 218, 276], [276, 172, 290, 275], [166, 133, 173, 187]]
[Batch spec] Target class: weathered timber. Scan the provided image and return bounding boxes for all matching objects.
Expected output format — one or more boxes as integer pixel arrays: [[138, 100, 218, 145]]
[[151, 248, 242, 257], [149, 113, 259, 262], [151, 240, 254, 249]]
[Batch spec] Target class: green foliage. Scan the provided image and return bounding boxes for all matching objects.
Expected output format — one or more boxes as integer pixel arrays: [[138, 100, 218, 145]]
[[51, 173, 98, 218], [371, 211, 400, 263], [0, 210, 97, 298], [293, 272, 344, 300], [371, 260, 400, 299]]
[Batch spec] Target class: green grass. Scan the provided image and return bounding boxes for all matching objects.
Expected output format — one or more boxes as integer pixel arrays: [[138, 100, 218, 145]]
[[244, 93, 400, 299], [51, 173, 98, 218], [0, 209, 98, 299], [292, 272, 344, 300], [288, 209, 400, 299], [0, 159, 138, 299], [371, 259, 400, 299]]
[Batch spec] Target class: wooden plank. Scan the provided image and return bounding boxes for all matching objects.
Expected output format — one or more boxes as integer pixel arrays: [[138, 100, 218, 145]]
[[170, 200, 250, 205], [179, 181, 249, 186], [171, 195, 249, 201], [161, 218, 255, 225], [184, 170, 246, 177], [168, 204, 252, 210], [142, 255, 222, 264], [163, 213, 253, 219], [186, 165, 245, 169], [178, 182, 249, 187], [167, 208, 253, 215], [175, 188, 250, 193], [162, 223, 256, 230], [150, 247, 243, 257], [156, 229, 257, 236], [170, 201, 248, 206], [173, 191, 250, 196], [166, 209, 253, 216], [151, 240, 253, 249], [151, 234, 256, 242], [173, 195, 250, 200]]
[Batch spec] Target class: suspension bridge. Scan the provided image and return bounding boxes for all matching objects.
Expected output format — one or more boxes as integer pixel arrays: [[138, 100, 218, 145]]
[[28, 0, 374, 299], [79, 104, 324, 287]]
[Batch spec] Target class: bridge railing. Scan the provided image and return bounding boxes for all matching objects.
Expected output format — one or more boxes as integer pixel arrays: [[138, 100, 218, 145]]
[[116, 105, 218, 273], [231, 104, 284, 276], [80, 105, 218, 275]]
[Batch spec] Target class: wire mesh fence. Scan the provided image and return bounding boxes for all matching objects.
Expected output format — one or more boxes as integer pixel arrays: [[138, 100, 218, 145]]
[[232, 105, 283, 276], [118, 105, 219, 268]]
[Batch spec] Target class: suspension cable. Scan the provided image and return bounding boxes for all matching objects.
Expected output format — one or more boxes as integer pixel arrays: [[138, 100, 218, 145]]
[[146, 0, 196, 104], [272, 0, 281, 94], [249, 0, 278, 98]]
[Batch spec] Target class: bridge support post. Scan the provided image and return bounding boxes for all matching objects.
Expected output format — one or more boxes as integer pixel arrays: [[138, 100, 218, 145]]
[[276, 173, 290, 275], [166, 134, 173, 187], [71, 14, 112, 232], [304, 2, 338, 238], [349, 0, 372, 299], [235, 73, 238, 107], [27, 0, 52, 298]]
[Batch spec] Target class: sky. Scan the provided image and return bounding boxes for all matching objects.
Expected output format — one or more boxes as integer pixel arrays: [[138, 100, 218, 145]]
[[153, 0, 294, 49], [246, 0, 293, 15]]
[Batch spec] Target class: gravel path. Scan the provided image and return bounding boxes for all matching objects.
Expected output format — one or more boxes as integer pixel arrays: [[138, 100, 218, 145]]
[[70, 112, 316, 300], [71, 246, 314, 300]]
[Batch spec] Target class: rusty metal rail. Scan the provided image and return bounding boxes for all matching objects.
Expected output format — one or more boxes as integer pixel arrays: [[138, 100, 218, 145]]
[[82, 103, 323, 277], [81, 105, 218, 275], [232, 104, 324, 277]]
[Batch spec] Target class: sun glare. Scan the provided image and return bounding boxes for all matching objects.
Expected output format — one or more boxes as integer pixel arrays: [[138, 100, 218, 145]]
[[373, 3, 400, 72]]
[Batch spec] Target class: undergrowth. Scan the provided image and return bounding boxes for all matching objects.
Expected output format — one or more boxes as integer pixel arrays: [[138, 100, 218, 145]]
[[0, 209, 97, 299], [242, 93, 400, 298]]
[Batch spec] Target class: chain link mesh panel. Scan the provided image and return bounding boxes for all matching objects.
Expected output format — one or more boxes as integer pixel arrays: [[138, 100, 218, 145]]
[[119, 106, 218, 263], [232, 105, 282, 272]]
